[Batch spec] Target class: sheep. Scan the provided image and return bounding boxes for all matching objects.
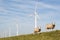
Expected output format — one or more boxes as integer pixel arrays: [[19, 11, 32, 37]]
[[34, 27, 41, 34], [46, 23, 55, 30]]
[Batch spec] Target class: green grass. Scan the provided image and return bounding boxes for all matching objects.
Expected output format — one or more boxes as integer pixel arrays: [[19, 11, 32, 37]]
[[0, 30, 60, 40]]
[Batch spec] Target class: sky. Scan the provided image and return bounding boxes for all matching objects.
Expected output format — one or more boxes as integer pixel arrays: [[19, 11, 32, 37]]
[[0, 0, 60, 37]]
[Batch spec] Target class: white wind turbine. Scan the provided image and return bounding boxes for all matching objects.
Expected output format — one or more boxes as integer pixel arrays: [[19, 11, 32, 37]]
[[15, 15, 19, 36], [16, 16, 19, 36], [34, 1, 41, 33], [3, 30, 7, 38], [9, 26, 11, 37], [16, 22, 19, 36], [28, 2, 38, 31]]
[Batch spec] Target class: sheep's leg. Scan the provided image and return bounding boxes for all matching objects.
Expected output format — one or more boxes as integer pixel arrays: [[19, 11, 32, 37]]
[[46, 29, 49, 32]]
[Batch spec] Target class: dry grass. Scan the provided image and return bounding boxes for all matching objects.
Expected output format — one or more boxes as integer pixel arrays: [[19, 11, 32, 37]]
[[0, 30, 60, 40]]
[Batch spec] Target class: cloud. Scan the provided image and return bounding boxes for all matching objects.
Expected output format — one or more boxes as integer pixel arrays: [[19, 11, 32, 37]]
[[2, 0, 35, 15], [0, 7, 4, 12], [38, 2, 60, 10], [0, 0, 2, 3]]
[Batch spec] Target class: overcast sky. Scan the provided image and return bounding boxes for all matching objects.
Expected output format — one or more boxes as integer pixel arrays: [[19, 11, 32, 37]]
[[0, 0, 60, 37]]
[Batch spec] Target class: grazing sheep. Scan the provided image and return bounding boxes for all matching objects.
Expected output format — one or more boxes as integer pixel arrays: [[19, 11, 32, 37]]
[[46, 23, 55, 30], [34, 27, 41, 33]]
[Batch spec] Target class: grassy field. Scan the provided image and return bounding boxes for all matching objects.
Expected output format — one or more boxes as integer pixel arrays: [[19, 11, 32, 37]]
[[0, 30, 60, 40]]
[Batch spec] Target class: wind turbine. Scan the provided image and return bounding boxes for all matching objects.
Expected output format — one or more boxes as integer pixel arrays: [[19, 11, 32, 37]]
[[34, 1, 41, 33], [16, 22, 19, 36], [9, 26, 11, 37], [3, 30, 7, 38], [16, 16, 19, 36]]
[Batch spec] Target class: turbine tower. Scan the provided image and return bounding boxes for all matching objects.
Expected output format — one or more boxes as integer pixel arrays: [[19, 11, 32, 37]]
[[34, 12, 38, 28], [16, 15, 19, 36], [16, 23, 18, 36], [9, 27, 11, 37], [34, 0, 38, 28]]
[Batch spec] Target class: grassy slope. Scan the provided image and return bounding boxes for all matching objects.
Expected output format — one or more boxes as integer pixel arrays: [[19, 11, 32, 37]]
[[0, 30, 60, 40]]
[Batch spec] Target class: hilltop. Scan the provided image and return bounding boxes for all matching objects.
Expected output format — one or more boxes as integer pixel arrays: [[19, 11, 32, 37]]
[[0, 30, 60, 40]]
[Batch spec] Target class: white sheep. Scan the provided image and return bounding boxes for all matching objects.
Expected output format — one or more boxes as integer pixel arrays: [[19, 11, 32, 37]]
[[46, 23, 55, 30], [34, 27, 41, 33]]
